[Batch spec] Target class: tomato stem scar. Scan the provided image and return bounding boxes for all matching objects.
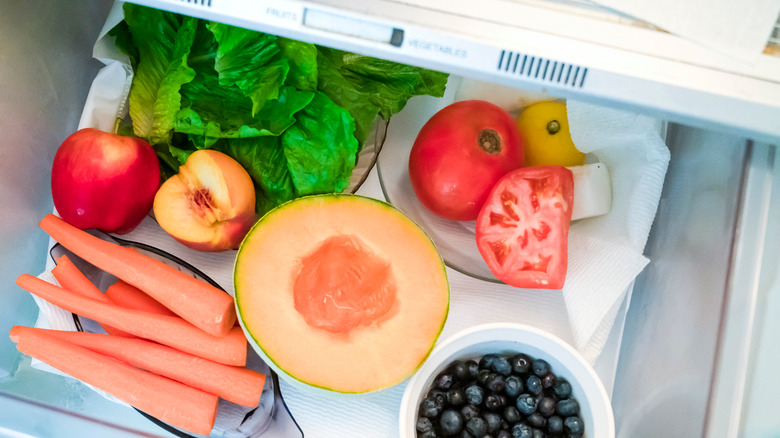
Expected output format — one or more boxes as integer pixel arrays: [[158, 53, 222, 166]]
[[478, 129, 502, 154]]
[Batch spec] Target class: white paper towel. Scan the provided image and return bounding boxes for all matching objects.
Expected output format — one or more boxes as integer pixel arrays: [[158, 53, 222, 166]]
[[564, 99, 670, 363], [589, 0, 780, 61]]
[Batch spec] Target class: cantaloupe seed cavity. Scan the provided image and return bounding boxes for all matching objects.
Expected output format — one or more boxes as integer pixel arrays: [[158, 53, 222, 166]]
[[293, 234, 398, 334]]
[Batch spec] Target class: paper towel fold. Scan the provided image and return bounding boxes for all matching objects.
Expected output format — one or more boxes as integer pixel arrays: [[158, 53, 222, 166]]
[[77, 1, 131, 132], [589, 0, 780, 61], [563, 99, 670, 363]]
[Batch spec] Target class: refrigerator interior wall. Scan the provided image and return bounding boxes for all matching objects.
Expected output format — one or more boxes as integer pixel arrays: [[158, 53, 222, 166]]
[[0, 0, 111, 377], [613, 126, 746, 437], [0, 1, 777, 437], [0, 1, 166, 436]]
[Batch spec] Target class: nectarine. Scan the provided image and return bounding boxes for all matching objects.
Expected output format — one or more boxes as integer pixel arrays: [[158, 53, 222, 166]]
[[51, 128, 160, 234], [153, 150, 256, 252]]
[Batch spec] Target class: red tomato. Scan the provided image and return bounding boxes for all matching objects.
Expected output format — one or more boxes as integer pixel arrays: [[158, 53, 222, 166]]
[[408, 100, 524, 221], [475, 166, 574, 289]]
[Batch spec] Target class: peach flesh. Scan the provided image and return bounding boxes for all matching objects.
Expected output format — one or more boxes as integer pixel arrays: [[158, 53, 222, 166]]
[[153, 150, 256, 252]]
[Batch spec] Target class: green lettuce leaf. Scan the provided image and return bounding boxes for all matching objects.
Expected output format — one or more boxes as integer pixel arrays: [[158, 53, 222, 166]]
[[176, 79, 314, 145], [207, 23, 288, 115], [316, 46, 449, 144], [282, 92, 359, 195], [123, 4, 197, 146], [116, 3, 449, 217], [173, 21, 314, 146], [278, 38, 318, 91]]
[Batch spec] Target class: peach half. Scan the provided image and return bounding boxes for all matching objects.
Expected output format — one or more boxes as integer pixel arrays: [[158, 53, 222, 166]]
[[153, 150, 256, 252]]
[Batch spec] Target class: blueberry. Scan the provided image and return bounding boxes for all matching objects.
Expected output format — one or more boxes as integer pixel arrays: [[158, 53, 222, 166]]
[[429, 388, 448, 405], [440, 409, 464, 435], [485, 393, 507, 410], [418, 431, 437, 438], [419, 396, 443, 418], [486, 374, 506, 393], [527, 412, 546, 429], [503, 405, 522, 424], [564, 416, 585, 435], [547, 416, 564, 434], [511, 423, 533, 438], [532, 359, 550, 377], [447, 388, 467, 406], [525, 375, 542, 396], [540, 372, 556, 390], [477, 369, 493, 385], [416, 416, 434, 433], [515, 394, 538, 415], [461, 403, 481, 421], [436, 372, 455, 390], [553, 378, 572, 399], [466, 417, 488, 436], [480, 354, 500, 370], [483, 412, 503, 433], [466, 360, 480, 378], [537, 396, 556, 417], [465, 384, 485, 405], [449, 360, 470, 382], [491, 355, 513, 376], [532, 428, 546, 438], [556, 398, 579, 417], [504, 375, 523, 398], [497, 430, 512, 438], [510, 353, 533, 375]]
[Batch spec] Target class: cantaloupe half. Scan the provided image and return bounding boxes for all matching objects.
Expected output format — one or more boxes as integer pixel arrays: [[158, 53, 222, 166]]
[[234, 194, 449, 393]]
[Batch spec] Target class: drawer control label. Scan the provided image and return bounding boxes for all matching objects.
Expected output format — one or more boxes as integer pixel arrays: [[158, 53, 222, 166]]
[[264, 6, 299, 22], [406, 38, 468, 59]]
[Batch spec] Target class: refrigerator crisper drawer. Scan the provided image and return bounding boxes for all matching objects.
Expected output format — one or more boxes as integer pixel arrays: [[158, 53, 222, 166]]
[[1, 1, 778, 437]]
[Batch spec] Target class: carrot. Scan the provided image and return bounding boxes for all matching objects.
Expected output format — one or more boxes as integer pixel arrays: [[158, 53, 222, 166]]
[[16, 274, 246, 366], [10, 327, 218, 435], [107, 280, 240, 327], [51, 255, 134, 338], [11, 327, 265, 407], [39, 214, 236, 337], [105, 279, 177, 317]]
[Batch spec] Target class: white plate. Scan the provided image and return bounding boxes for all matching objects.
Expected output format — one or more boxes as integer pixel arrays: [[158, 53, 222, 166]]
[[376, 85, 504, 283]]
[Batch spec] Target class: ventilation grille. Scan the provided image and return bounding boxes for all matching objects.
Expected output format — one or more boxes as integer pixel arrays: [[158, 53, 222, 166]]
[[769, 17, 780, 47], [177, 0, 212, 7], [497, 50, 588, 88]]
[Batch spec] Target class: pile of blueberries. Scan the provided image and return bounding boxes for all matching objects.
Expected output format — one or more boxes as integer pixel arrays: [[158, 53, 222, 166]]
[[415, 353, 585, 438]]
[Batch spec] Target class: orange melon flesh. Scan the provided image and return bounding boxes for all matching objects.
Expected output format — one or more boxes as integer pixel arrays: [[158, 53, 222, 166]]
[[293, 234, 398, 333], [234, 194, 449, 393]]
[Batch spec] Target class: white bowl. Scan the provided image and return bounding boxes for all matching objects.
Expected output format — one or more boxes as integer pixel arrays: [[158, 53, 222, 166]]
[[399, 323, 614, 437]]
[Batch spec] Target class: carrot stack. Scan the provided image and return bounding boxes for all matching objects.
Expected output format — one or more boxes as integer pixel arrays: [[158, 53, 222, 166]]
[[51, 254, 134, 338], [16, 274, 246, 367], [11, 326, 265, 408], [11, 327, 219, 435], [7, 213, 270, 436], [39, 214, 236, 337]]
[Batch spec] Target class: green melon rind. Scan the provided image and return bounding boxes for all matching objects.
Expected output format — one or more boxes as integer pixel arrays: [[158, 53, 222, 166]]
[[233, 193, 450, 394]]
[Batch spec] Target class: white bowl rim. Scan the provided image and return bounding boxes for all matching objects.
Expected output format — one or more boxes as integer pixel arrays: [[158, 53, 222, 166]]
[[399, 322, 615, 438]]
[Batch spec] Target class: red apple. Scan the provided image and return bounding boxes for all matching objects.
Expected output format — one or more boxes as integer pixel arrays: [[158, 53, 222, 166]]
[[51, 128, 160, 234]]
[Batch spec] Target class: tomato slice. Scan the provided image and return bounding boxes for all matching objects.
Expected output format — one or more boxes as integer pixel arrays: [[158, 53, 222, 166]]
[[475, 166, 574, 289]]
